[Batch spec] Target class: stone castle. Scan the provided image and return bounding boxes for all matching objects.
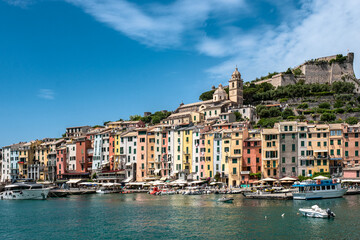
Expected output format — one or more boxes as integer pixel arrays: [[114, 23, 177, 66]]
[[254, 52, 360, 93]]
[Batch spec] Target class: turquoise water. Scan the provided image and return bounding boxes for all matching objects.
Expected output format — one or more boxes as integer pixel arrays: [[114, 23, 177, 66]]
[[0, 194, 360, 239]]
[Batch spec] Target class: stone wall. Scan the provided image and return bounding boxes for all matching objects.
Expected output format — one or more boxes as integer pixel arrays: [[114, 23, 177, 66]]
[[254, 53, 360, 92]]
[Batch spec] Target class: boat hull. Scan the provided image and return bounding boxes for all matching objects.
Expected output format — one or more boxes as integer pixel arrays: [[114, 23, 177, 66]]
[[299, 209, 328, 218], [293, 188, 347, 200], [0, 188, 50, 200]]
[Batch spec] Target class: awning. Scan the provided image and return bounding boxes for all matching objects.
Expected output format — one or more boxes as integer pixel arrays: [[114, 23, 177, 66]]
[[66, 179, 82, 184], [279, 177, 297, 181], [313, 176, 329, 180], [261, 178, 277, 182], [154, 169, 161, 174], [314, 150, 328, 153], [160, 177, 167, 181], [126, 162, 132, 166], [342, 179, 360, 183], [122, 177, 133, 183], [79, 182, 100, 185]]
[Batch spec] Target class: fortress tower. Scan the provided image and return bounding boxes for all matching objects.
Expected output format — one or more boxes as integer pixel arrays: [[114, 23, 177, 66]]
[[229, 67, 243, 106]]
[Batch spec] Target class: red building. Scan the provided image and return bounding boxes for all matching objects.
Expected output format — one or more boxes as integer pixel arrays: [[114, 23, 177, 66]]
[[56, 146, 67, 179], [242, 134, 262, 185], [109, 133, 115, 170], [75, 137, 91, 173]]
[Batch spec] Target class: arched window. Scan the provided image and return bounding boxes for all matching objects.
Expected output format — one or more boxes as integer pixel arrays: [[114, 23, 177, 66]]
[[232, 82, 234, 88]]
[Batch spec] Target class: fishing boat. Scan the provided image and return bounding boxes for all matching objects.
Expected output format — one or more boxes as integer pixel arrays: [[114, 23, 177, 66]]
[[0, 181, 50, 200], [292, 179, 347, 200], [299, 205, 335, 218], [96, 183, 122, 194], [217, 197, 234, 203]]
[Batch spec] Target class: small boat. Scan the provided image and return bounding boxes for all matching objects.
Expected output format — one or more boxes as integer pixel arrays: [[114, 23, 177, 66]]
[[218, 197, 234, 203], [0, 180, 49, 200], [299, 205, 335, 218]]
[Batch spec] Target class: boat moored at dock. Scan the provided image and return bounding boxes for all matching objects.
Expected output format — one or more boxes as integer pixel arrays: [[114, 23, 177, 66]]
[[292, 179, 347, 200], [0, 181, 50, 200]]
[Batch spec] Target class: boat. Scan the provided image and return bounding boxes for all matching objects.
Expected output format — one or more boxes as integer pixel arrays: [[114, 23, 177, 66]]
[[292, 179, 347, 200], [218, 197, 234, 203], [299, 205, 336, 218], [96, 183, 122, 194], [0, 181, 50, 200]]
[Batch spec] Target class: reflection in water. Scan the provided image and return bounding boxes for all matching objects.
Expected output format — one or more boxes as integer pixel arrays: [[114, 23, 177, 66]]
[[0, 194, 359, 239]]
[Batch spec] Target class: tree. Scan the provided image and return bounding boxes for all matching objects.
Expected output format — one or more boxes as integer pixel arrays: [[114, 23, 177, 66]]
[[318, 102, 331, 109], [269, 107, 281, 117], [281, 108, 295, 119], [297, 103, 308, 109], [234, 112, 243, 121], [346, 117, 358, 125], [199, 90, 215, 101], [320, 113, 336, 122], [129, 115, 142, 121], [333, 100, 344, 108], [331, 81, 355, 94], [62, 133, 66, 138], [103, 121, 111, 126]]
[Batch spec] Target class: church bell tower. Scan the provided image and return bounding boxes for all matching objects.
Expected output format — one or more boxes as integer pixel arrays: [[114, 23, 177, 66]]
[[229, 67, 243, 106]]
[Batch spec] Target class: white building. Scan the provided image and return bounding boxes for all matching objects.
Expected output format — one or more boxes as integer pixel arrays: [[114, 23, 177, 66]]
[[67, 142, 77, 171], [121, 131, 137, 182], [213, 132, 222, 177], [92, 129, 111, 171], [1, 146, 11, 182]]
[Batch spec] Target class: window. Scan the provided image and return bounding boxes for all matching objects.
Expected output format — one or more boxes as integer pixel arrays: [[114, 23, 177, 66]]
[[338, 140, 341, 145], [282, 167, 285, 173], [236, 140, 239, 145], [282, 145, 286, 151], [292, 157, 295, 163], [289, 126, 293, 131], [282, 157, 285, 163], [282, 134, 285, 139], [356, 151, 359, 157], [317, 160, 321, 166], [337, 149, 340, 155], [345, 142, 349, 147], [247, 158, 250, 164], [292, 144, 295, 152], [309, 142, 312, 146], [308, 134, 312, 138], [317, 142, 320, 147], [301, 151, 305, 156], [256, 158, 259, 163], [330, 149, 334, 155], [356, 142, 359, 147], [330, 140, 334, 145], [284, 126, 288, 131], [345, 151, 349, 157], [301, 141, 305, 147], [292, 133, 295, 139], [232, 159, 237, 164], [247, 149, 250, 154], [233, 168, 237, 174], [292, 167, 295, 172]]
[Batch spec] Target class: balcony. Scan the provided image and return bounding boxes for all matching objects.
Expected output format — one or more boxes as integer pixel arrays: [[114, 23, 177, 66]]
[[240, 171, 250, 175]]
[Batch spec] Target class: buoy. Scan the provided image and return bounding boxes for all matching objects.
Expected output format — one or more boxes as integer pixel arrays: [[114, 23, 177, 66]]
[[265, 216, 267, 219], [281, 213, 285, 217]]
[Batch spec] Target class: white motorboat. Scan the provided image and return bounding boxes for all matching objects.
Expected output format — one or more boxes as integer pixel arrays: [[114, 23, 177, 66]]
[[218, 197, 234, 203], [0, 181, 49, 200], [292, 179, 347, 200], [299, 205, 335, 218]]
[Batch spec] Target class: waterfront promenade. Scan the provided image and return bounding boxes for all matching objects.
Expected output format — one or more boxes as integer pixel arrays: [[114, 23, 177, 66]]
[[1, 194, 360, 239]]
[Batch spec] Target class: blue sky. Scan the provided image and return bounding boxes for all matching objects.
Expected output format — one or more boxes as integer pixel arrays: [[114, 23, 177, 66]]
[[1, 0, 360, 146]]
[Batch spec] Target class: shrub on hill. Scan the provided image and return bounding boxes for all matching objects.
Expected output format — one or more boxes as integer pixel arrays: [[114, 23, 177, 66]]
[[318, 102, 331, 109], [346, 117, 359, 125], [320, 113, 336, 122], [297, 103, 308, 109]]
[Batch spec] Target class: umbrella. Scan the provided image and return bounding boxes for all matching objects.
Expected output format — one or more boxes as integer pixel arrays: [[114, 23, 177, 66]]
[[279, 177, 297, 182], [313, 176, 329, 180], [261, 177, 277, 182]]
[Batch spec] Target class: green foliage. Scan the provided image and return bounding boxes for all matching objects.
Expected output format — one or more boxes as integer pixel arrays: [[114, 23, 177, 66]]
[[257, 117, 281, 128], [318, 102, 331, 109], [92, 125, 102, 129], [282, 108, 295, 119], [199, 89, 215, 101], [284, 68, 292, 74], [357, 96, 360, 103], [103, 121, 111, 126], [320, 113, 336, 122], [331, 81, 355, 94], [254, 72, 279, 82], [214, 172, 221, 182], [333, 100, 344, 108], [141, 111, 172, 124], [298, 103, 309, 109], [303, 109, 315, 115], [234, 111, 243, 121], [335, 94, 353, 101], [329, 54, 347, 64], [92, 173, 97, 179], [129, 115, 142, 121], [243, 82, 274, 105], [334, 108, 345, 114], [62, 133, 66, 138], [298, 172, 330, 181], [346, 117, 359, 125], [279, 98, 288, 103], [293, 68, 302, 76], [250, 172, 261, 179]]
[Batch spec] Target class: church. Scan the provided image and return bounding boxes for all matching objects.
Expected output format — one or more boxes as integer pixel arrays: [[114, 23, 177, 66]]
[[162, 68, 256, 125]]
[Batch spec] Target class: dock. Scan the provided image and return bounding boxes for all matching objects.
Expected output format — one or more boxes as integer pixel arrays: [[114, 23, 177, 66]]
[[242, 192, 293, 200]]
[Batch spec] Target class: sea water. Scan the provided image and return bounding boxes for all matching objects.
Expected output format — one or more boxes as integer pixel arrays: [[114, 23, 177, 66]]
[[0, 194, 359, 239]]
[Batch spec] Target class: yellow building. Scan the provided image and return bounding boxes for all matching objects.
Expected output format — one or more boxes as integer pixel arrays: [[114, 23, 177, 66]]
[[204, 132, 214, 178], [220, 130, 232, 185], [261, 128, 279, 178], [329, 123, 344, 177], [182, 127, 193, 174], [228, 129, 248, 186], [306, 124, 330, 176]]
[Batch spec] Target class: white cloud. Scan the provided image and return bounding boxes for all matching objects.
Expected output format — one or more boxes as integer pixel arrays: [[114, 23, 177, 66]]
[[38, 89, 55, 100], [203, 0, 360, 81], [3, 0, 35, 8], [64, 0, 245, 48]]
